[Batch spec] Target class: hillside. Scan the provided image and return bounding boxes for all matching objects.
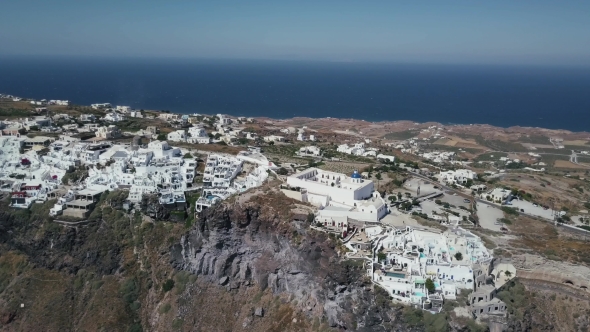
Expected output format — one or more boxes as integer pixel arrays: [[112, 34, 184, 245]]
[[0, 187, 589, 331]]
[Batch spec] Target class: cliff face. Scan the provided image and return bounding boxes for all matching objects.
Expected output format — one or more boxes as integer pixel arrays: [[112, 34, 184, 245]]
[[3, 190, 588, 331], [170, 202, 408, 331]]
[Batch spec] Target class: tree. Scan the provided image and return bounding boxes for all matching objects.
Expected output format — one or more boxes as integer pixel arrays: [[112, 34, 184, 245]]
[[505, 271, 512, 277], [157, 134, 167, 141], [183, 153, 193, 159], [389, 196, 397, 202], [277, 167, 289, 175], [454, 252, 463, 261], [269, 141, 275, 146], [425, 278, 436, 294], [375, 173, 382, 181], [377, 252, 387, 262]]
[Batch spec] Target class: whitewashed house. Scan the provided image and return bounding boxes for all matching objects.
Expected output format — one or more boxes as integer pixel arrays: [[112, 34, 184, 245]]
[[187, 126, 210, 144], [103, 112, 124, 122], [167, 129, 188, 142]]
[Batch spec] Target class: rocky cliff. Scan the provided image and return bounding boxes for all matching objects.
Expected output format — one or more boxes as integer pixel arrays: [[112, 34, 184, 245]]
[[2, 188, 588, 331], [170, 199, 409, 331]]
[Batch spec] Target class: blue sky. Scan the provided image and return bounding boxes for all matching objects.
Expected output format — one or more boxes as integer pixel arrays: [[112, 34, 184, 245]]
[[1, 0, 589, 65]]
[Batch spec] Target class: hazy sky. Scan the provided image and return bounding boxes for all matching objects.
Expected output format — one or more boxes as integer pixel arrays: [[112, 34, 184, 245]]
[[1, 0, 589, 65]]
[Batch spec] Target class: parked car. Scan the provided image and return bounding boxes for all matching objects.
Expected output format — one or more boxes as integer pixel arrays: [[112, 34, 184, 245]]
[[520, 209, 524, 213], [463, 199, 471, 203], [533, 203, 538, 207]]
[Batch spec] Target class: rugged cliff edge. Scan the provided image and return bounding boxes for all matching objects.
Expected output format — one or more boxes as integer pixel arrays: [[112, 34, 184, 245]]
[[2, 189, 588, 331], [170, 200, 409, 331]]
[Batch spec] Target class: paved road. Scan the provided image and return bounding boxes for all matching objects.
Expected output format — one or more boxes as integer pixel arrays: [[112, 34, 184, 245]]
[[405, 170, 590, 236]]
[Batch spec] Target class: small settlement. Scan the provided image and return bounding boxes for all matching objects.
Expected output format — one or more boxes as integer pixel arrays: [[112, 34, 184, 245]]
[[0, 101, 275, 223], [1, 93, 530, 322]]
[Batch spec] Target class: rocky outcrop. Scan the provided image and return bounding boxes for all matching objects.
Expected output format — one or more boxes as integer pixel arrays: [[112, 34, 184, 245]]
[[171, 203, 406, 331], [513, 253, 590, 289]]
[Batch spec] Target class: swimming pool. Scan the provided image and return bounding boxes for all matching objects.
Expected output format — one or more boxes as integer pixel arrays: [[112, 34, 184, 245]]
[[414, 292, 426, 297], [385, 272, 406, 279]]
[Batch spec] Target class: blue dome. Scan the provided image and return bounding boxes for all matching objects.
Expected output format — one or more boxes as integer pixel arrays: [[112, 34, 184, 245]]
[[351, 170, 361, 179]]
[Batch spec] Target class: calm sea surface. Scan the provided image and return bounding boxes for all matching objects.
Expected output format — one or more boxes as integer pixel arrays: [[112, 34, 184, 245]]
[[0, 57, 589, 131]]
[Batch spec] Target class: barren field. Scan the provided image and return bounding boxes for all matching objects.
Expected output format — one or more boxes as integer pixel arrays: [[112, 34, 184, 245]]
[[432, 136, 487, 151], [554, 160, 590, 169], [318, 161, 371, 174], [563, 140, 590, 146]]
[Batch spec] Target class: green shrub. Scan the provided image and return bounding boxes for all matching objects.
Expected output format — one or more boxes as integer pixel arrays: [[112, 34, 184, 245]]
[[120, 278, 140, 304], [162, 279, 175, 292], [127, 323, 143, 332], [425, 278, 436, 294], [159, 303, 172, 314], [501, 206, 519, 216]]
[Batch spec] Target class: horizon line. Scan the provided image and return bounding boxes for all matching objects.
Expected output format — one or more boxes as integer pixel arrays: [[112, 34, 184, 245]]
[[0, 54, 589, 69]]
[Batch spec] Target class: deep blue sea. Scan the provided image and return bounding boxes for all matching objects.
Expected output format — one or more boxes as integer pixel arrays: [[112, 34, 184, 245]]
[[1, 57, 589, 131]]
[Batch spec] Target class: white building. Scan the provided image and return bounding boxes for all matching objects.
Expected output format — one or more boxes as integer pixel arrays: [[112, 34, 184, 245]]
[[202, 154, 243, 188], [421, 151, 456, 164], [103, 112, 124, 122], [129, 111, 143, 118], [337, 143, 366, 156], [195, 154, 244, 212], [49, 100, 70, 106], [480, 188, 510, 203], [287, 168, 388, 222], [116, 106, 131, 113], [187, 126, 210, 144], [263, 135, 284, 142], [167, 129, 188, 142], [146, 140, 181, 159], [217, 114, 232, 125], [369, 226, 494, 311], [297, 146, 321, 157], [80, 114, 96, 122], [377, 154, 395, 162], [95, 125, 121, 139], [91, 103, 112, 109], [438, 169, 477, 185]]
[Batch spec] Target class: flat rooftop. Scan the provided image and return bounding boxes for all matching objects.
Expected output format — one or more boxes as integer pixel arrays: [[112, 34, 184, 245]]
[[323, 206, 351, 212], [77, 188, 103, 196], [66, 199, 95, 207]]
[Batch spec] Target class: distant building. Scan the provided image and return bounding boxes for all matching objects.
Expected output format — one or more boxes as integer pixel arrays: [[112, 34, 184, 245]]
[[263, 135, 284, 142], [91, 103, 112, 109], [103, 112, 124, 122], [116, 106, 131, 113], [167, 129, 188, 142], [95, 125, 121, 139], [187, 126, 210, 144], [80, 114, 96, 122]]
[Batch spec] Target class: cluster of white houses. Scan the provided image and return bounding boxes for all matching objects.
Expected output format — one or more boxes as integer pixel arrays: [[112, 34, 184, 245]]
[[195, 151, 273, 212], [359, 224, 513, 317], [1, 130, 273, 218], [281, 163, 517, 317]]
